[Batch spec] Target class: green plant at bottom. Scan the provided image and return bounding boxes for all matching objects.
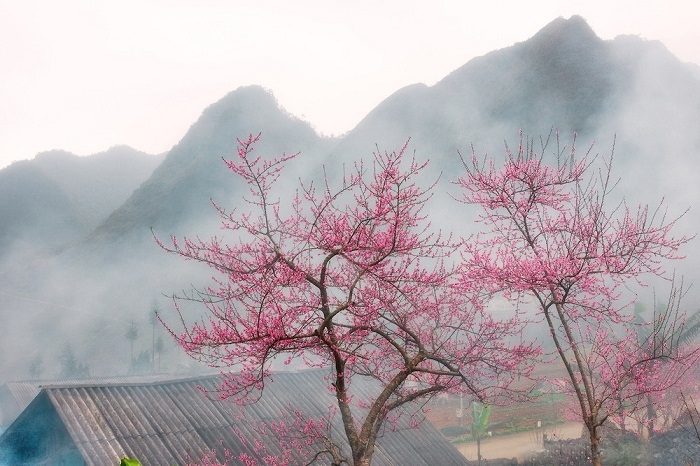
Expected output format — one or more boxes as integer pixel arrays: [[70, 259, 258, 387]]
[[120, 457, 142, 466]]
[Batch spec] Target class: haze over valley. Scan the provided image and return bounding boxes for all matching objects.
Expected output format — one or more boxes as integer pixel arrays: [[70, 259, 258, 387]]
[[1, 16, 699, 385]]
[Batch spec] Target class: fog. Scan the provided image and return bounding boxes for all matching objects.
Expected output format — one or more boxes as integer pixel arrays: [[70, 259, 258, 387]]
[[1, 18, 700, 457]]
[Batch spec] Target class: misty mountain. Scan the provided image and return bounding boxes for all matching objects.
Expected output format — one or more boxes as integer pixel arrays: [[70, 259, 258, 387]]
[[2, 15, 700, 381], [0, 87, 337, 379], [337, 15, 700, 172], [85, 86, 335, 255], [0, 146, 162, 261], [0, 160, 82, 258], [436, 15, 617, 136], [330, 15, 618, 163]]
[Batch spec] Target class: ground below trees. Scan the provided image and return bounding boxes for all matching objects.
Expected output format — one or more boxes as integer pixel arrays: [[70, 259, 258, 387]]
[[425, 363, 583, 462]]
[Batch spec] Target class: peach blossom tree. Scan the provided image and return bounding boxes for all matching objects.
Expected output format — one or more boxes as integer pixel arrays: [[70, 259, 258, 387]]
[[457, 132, 694, 466], [158, 134, 538, 466]]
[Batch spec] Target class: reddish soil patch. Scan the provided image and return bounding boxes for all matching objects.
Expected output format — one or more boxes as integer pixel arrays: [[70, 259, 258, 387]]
[[426, 394, 566, 432], [426, 362, 571, 433]]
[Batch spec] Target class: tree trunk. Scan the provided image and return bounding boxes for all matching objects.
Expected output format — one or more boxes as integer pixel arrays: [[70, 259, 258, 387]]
[[646, 394, 656, 438], [587, 424, 602, 466]]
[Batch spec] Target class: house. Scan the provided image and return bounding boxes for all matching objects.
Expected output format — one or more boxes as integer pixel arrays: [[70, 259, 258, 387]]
[[0, 370, 469, 465]]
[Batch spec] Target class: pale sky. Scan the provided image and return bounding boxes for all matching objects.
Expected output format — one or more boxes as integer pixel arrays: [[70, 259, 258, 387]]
[[0, 0, 698, 169]]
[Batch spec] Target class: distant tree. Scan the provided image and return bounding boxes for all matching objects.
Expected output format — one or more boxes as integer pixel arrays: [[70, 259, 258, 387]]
[[154, 335, 165, 372], [158, 134, 538, 466], [129, 350, 152, 375], [28, 354, 43, 379], [58, 343, 89, 379], [458, 132, 696, 466], [150, 299, 161, 372], [125, 319, 139, 363]]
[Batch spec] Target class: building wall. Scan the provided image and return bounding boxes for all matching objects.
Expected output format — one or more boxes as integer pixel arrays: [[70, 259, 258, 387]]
[[0, 393, 84, 465]]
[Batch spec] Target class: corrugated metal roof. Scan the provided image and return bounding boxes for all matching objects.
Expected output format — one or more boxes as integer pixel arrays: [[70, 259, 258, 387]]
[[2, 370, 469, 465], [0, 373, 178, 427]]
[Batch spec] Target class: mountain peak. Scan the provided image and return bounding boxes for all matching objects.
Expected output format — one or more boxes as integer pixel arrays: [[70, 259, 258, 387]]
[[526, 15, 601, 56], [203, 85, 280, 117], [34, 149, 77, 162], [533, 15, 599, 42]]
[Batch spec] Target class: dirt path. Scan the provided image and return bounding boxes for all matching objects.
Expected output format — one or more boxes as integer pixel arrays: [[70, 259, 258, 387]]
[[456, 422, 584, 462]]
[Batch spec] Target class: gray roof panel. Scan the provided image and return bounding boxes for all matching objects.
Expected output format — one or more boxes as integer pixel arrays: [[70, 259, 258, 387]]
[[1, 370, 469, 466]]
